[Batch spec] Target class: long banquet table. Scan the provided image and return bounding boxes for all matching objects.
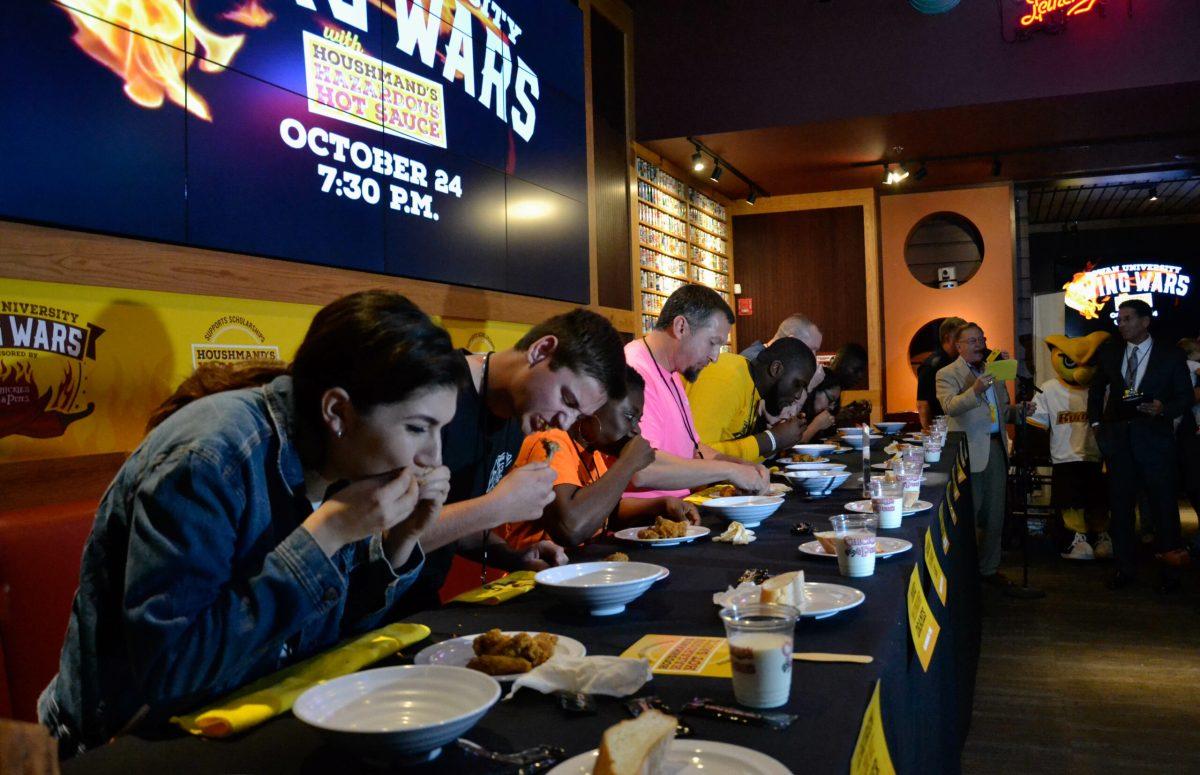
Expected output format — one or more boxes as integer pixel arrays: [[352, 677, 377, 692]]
[[64, 433, 980, 775]]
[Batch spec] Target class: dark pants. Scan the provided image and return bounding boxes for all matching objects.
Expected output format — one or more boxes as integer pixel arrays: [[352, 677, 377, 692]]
[[1099, 422, 1182, 577]]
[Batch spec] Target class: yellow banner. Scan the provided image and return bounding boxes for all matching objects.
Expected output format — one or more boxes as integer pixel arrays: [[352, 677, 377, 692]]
[[620, 635, 730, 678], [907, 565, 941, 672], [950, 477, 961, 501], [0, 279, 529, 462], [924, 529, 948, 606], [850, 680, 896, 775], [956, 463, 968, 485], [947, 496, 958, 526]]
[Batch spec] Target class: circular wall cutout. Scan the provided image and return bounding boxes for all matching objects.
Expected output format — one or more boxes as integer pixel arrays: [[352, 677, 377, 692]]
[[908, 318, 947, 376], [904, 212, 984, 288]]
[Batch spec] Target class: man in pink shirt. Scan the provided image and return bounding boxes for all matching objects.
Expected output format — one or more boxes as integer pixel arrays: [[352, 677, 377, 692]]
[[625, 285, 771, 498]]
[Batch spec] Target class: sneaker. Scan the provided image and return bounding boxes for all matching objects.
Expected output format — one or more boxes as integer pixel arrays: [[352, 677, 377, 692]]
[[1093, 533, 1113, 560], [1061, 532, 1095, 561]]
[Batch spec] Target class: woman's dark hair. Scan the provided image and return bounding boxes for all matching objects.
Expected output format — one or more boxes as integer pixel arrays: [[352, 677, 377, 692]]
[[516, 308, 627, 400], [147, 291, 465, 432], [803, 373, 843, 418], [624, 365, 646, 393]]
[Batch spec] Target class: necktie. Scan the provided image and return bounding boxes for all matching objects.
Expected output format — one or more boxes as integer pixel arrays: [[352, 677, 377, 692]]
[[1125, 347, 1140, 389]]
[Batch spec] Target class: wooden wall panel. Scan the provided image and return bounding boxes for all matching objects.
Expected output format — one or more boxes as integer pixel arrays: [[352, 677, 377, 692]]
[[731, 206, 867, 356]]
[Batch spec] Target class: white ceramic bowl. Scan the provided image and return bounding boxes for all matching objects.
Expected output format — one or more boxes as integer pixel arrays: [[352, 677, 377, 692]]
[[783, 470, 852, 495], [534, 561, 669, 616], [700, 495, 785, 528], [784, 462, 847, 472], [874, 421, 907, 434], [837, 426, 871, 436], [841, 433, 882, 449], [791, 443, 838, 456], [293, 665, 500, 764]]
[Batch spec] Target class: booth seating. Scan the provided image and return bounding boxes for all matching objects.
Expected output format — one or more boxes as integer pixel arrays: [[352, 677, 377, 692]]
[[0, 501, 97, 722]]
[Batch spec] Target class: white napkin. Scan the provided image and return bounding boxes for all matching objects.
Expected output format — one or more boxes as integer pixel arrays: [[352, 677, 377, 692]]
[[712, 581, 759, 608], [505, 656, 651, 699], [713, 521, 756, 544]]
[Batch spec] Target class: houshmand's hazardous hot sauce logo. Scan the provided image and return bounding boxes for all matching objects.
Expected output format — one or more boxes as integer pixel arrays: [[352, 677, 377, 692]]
[[192, 315, 281, 368], [0, 302, 104, 440]]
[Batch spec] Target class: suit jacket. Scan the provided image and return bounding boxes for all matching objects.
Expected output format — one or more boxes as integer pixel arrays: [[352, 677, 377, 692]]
[[935, 357, 1016, 473], [1087, 338, 1192, 444]]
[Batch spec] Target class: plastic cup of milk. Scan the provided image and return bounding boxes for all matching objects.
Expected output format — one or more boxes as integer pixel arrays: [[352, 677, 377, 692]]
[[720, 602, 800, 709], [830, 514, 878, 577], [868, 478, 904, 528]]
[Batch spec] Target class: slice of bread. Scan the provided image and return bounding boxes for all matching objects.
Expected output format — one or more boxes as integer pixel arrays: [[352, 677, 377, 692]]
[[592, 709, 677, 775], [760, 570, 804, 609]]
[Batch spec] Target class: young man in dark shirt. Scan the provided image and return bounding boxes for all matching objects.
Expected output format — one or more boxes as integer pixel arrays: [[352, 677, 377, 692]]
[[916, 316, 966, 429], [405, 309, 628, 608]]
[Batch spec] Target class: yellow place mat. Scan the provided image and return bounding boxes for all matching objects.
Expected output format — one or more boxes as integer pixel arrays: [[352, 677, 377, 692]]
[[620, 634, 731, 678], [449, 570, 538, 605], [171, 622, 430, 738]]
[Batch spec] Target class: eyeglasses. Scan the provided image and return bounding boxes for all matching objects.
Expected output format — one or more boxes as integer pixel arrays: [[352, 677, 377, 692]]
[[959, 336, 985, 347]]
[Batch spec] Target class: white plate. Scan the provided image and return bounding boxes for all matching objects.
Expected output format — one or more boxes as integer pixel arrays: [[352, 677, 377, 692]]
[[844, 499, 933, 516], [614, 525, 711, 546], [293, 665, 499, 763], [791, 443, 837, 455], [799, 537, 913, 559], [549, 740, 789, 775], [720, 581, 866, 619], [871, 461, 931, 471], [535, 561, 669, 616], [413, 633, 586, 681]]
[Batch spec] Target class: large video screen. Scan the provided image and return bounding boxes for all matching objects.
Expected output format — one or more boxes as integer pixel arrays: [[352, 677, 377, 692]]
[[0, 0, 589, 303]]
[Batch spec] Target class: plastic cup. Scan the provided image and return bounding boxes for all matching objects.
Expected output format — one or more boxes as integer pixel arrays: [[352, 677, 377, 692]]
[[830, 514, 878, 577], [924, 442, 943, 463], [720, 603, 799, 708], [868, 478, 904, 528]]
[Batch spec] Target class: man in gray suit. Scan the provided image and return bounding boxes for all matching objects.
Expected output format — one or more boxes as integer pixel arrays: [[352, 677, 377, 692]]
[[936, 322, 1023, 585]]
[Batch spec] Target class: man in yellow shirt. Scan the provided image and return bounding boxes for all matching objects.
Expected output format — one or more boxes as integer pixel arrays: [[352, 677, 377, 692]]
[[686, 338, 816, 461]]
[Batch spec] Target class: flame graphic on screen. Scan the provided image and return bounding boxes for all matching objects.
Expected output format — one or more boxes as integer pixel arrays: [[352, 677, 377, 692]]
[[223, 0, 274, 28], [1062, 264, 1107, 320], [59, 1, 247, 120]]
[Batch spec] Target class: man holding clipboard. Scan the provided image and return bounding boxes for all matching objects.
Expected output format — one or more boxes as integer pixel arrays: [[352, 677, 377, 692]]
[[1088, 299, 1193, 592], [936, 322, 1025, 586]]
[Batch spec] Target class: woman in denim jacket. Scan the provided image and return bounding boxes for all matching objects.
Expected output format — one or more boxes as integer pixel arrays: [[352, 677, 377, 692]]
[[39, 291, 466, 756]]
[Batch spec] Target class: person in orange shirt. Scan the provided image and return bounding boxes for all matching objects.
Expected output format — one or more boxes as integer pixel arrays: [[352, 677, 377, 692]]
[[500, 368, 699, 550]]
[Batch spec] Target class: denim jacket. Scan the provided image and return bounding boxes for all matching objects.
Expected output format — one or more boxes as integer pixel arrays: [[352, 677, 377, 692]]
[[39, 376, 424, 755]]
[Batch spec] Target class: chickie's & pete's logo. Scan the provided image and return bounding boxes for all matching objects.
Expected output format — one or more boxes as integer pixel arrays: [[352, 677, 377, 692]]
[[0, 301, 104, 439]]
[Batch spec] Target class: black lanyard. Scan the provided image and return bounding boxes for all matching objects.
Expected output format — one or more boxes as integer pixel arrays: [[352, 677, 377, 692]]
[[643, 339, 700, 458]]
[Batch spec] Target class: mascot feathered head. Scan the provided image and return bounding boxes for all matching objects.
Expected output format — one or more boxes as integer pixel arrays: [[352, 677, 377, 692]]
[[1044, 331, 1110, 387]]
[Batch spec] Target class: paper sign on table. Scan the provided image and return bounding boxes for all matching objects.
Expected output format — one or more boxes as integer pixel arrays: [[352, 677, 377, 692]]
[[947, 496, 958, 526], [620, 635, 731, 677], [985, 359, 1018, 382], [956, 463, 968, 485], [950, 477, 960, 502], [939, 507, 951, 554], [850, 680, 896, 775], [907, 566, 941, 672], [924, 530, 948, 605]]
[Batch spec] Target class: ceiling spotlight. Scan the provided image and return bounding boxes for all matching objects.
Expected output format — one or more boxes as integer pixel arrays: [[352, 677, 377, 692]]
[[710, 163, 723, 182], [691, 145, 704, 172], [883, 164, 908, 185], [894, 163, 910, 183], [992, 157, 1002, 177], [914, 163, 928, 181], [1149, 187, 1159, 202], [746, 189, 758, 205]]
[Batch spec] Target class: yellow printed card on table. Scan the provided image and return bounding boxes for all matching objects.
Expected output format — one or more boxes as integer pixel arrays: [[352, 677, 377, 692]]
[[621, 635, 730, 678], [924, 530, 948, 605], [956, 463, 968, 485], [850, 680, 896, 775], [907, 566, 941, 672], [939, 508, 951, 553], [950, 477, 961, 501], [947, 497, 958, 525]]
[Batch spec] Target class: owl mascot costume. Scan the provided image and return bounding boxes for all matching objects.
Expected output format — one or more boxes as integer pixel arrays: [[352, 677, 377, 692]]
[[1026, 331, 1113, 560]]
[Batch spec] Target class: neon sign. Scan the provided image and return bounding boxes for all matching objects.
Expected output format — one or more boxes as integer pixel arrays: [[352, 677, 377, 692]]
[[1021, 0, 1100, 28], [1063, 263, 1191, 320]]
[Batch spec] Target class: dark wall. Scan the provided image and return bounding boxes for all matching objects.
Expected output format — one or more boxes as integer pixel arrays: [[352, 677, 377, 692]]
[[732, 206, 866, 354], [633, 1, 1200, 139], [1031, 222, 1200, 343], [590, 10, 633, 309]]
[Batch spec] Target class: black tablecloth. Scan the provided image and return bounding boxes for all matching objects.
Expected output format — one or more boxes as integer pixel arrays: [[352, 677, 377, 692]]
[[64, 434, 980, 775]]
